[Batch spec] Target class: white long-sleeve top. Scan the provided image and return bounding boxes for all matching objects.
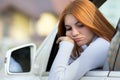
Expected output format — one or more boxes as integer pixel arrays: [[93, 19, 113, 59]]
[[48, 37, 110, 80], [9, 57, 23, 72]]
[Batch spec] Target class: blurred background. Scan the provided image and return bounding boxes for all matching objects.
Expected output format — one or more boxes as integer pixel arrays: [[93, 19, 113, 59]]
[[0, 0, 120, 67]]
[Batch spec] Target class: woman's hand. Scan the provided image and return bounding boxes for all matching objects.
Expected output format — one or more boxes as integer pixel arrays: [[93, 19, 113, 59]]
[[56, 36, 74, 44]]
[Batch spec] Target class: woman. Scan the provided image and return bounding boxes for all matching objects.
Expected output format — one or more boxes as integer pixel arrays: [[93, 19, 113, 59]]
[[49, 0, 115, 80]]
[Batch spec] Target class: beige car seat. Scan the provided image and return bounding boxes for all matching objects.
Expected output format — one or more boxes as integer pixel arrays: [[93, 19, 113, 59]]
[[103, 18, 120, 71]]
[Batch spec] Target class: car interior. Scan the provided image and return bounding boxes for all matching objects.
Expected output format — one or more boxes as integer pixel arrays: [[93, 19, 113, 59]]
[[108, 18, 120, 71]]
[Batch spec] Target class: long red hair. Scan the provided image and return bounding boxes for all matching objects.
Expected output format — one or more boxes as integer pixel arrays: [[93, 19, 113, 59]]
[[58, 0, 115, 42]]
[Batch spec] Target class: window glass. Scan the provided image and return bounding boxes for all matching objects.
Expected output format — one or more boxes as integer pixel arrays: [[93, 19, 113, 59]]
[[99, 0, 120, 27]]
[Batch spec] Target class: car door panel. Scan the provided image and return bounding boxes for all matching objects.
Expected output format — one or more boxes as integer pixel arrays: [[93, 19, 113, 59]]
[[80, 77, 107, 80]]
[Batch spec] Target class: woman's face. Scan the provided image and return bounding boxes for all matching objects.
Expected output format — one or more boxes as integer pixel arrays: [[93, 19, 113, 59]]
[[64, 14, 95, 46]]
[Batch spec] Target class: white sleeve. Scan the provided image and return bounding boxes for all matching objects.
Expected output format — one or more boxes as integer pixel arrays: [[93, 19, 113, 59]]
[[9, 57, 23, 72], [48, 38, 109, 80]]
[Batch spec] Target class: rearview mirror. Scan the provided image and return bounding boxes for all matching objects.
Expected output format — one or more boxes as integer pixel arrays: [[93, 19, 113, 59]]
[[5, 43, 36, 74]]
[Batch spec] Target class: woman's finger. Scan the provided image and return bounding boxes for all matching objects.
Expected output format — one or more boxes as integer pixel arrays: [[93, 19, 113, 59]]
[[56, 37, 62, 44], [56, 36, 74, 44]]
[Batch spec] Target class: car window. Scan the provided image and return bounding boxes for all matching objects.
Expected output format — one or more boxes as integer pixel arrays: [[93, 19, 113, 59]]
[[46, 0, 120, 72], [99, 0, 120, 27]]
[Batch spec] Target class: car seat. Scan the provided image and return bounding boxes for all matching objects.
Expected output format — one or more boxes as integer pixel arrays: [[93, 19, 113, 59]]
[[103, 18, 120, 71]]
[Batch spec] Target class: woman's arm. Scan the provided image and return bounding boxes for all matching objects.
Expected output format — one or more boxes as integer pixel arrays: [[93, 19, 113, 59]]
[[10, 57, 23, 72], [48, 38, 109, 80]]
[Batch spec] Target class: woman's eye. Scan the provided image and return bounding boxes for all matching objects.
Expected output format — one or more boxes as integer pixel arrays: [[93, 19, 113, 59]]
[[77, 24, 84, 28], [66, 28, 72, 31], [65, 25, 72, 31]]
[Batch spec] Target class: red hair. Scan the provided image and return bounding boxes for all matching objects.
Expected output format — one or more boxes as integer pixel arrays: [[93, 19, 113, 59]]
[[58, 0, 115, 42]]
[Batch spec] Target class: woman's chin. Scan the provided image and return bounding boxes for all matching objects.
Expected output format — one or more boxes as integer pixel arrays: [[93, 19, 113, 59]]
[[77, 43, 85, 46]]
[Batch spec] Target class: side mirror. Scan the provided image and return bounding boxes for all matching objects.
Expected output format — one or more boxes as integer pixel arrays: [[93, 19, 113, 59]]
[[5, 43, 36, 74]]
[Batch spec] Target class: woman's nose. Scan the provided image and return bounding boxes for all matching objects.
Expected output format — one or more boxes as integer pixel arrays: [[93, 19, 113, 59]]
[[72, 28, 79, 37]]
